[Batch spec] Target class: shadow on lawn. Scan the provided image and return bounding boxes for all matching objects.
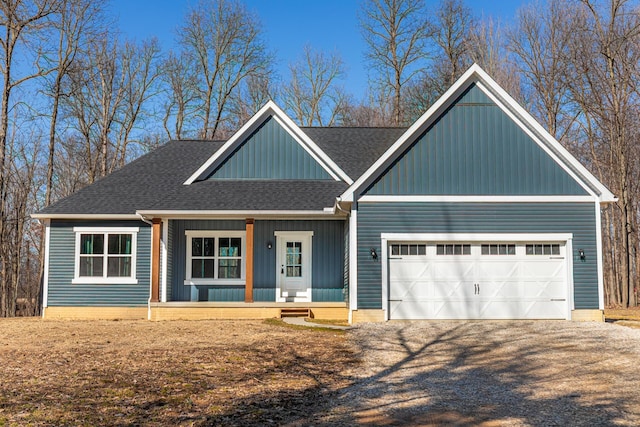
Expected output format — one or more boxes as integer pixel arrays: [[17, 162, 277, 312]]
[[196, 322, 626, 426]]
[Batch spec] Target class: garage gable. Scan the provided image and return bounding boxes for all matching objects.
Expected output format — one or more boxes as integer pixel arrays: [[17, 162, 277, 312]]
[[363, 83, 588, 196], [341, 64, 615, 203]]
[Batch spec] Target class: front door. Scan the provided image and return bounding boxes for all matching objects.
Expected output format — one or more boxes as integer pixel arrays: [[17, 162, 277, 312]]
[[275, 231, 313, 302]]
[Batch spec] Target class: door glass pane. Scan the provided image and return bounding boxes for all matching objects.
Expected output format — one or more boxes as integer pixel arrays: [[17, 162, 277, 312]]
[[285, 241, 302, 277]]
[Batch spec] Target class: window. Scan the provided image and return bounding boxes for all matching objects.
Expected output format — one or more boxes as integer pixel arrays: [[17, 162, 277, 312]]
[[481, 244, 516, 255], [185, 231, 245, 285], [390, 244, 426, 256], [436, 244, 471, 255], [526, 244, 560, 256], [73, 227, 138, 284]]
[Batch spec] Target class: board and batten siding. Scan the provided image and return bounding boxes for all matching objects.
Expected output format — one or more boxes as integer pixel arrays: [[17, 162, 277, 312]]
[[169, 219, 346, 302], [207, 116, 332, 180], [47, 220, 151, 307], [363, 84, 588, 196], [356, 202, 598, 310], [254, 220, 346, 302]]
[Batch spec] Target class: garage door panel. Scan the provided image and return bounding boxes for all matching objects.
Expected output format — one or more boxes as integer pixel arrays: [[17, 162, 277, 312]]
[[388, 241, 568, 320]]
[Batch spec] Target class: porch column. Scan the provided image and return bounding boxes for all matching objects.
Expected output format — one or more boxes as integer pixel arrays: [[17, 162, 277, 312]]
[[245, 218, 254, 302], [151, 218, 161, 303]]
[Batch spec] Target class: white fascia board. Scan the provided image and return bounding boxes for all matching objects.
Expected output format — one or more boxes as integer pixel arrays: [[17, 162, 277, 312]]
[[341, 63, 616, 203], [380, 232, 573, 242], [31, 213, 140, 220], [340, 65, 481, 202], [471, 67, 616, 203], [183, 100, 353, 185], [359, 195, 597, 203], [135, 209, 345, 220]]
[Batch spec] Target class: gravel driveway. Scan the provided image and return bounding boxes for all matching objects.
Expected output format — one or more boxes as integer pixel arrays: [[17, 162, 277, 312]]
[[323, 321, 640, 426]]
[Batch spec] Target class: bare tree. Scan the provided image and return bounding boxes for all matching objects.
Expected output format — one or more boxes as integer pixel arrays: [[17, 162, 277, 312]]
[[0, 0, 60, 317], [565, 0, 640, 307], [179, 0, 272, 138], [360, 0, 432, 125], [508, 0, 576, 140], [161, 51, 200, 140], [282, 45, 348, 126]]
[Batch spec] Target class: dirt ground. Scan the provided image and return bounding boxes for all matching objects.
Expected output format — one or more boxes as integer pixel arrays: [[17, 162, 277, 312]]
[[0, 319, 357, 426], [1, 316, 639, 426]]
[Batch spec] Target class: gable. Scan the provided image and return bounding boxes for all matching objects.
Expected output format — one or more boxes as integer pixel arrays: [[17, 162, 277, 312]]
[[205, 116, 333, 180], [363, 83, 588, 196]]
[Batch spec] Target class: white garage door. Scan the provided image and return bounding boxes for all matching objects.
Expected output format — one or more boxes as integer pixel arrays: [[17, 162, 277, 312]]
[[388, 242, 568, 319]]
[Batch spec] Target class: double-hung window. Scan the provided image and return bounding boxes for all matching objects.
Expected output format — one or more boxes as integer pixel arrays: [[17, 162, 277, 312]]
[[73, 227, 138, 284], [185, 231, 245, 285]]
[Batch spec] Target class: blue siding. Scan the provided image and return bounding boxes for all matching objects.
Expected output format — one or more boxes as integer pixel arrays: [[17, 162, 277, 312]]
[[207, 116, 333, 180], [170, 220, 246, 302], [47, 220, 151, 307], [364, 84, 587, 196], [169, 219, 346, 302], [357, 202, 598, 310], [254, 220, 346, 302]]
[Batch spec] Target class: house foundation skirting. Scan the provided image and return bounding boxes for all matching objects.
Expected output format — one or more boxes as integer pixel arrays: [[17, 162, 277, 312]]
[[571, 309, 605, 322], [43, 306, 148, 320], [149, 302, 348, 321]]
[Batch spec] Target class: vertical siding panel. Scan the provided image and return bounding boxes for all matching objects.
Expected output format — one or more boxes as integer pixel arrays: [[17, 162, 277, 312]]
[[207, 117, 332, 180], [364, 84, 587, 196]]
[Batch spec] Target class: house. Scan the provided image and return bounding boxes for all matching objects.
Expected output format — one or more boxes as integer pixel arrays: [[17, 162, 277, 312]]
[[33, 64, 616, 322]]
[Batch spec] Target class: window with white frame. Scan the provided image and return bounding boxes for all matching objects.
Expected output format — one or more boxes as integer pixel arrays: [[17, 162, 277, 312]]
[[73, 227, 138, 284], [185, 231, 245, 285]]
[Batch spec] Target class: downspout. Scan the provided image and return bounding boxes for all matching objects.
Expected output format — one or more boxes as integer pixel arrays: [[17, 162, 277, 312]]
[[335, 198, 352, 323], [136, 212, 154, 320]]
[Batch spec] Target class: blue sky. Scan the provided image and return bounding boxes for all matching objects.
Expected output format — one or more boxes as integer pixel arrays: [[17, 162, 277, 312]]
[[111, 0, 528, 99]]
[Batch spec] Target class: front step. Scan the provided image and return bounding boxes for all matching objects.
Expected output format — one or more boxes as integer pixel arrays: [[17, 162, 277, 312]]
[[280, 308, 313, 319]]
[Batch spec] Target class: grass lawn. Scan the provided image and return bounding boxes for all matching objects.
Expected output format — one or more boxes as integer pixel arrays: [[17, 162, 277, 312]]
[[0, 318, 357, 426]]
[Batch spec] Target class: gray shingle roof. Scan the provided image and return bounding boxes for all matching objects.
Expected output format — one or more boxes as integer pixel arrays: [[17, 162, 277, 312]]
[[38, 127, 406, 216]]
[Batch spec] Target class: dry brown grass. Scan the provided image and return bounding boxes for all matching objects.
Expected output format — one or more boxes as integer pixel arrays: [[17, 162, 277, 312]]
[[0, 318, 357, 426]]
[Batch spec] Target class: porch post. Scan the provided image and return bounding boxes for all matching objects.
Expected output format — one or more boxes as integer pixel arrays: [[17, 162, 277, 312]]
[[245, 218, 254, 302], [151, 218, 161, 303]]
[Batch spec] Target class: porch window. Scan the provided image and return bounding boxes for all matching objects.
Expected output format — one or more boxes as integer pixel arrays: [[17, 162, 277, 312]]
[[73, 227, 139, 284], [185, 231, 245, 285]]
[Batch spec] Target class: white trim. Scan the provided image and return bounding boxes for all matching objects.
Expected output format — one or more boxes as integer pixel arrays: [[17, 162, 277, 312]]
[[595, 202, 605, 310], [274, 231, 314, 302], [42, 220, 51, 312], [359, 195, 597, 203], [340, 63, 615, 203], [184, 230, 246, 286], [349, 210, 358, 311], [381, 232, 574, 321], [72, 227, 139, 285], [32, 214, 140, 220], [182, 100, 353, 185], [161, 219, 169, 303], [135, 210, 343, 220], [566, 237, 575, 317], [73, 227, 140, 233], [380, 232, 573, 242]]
